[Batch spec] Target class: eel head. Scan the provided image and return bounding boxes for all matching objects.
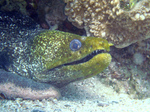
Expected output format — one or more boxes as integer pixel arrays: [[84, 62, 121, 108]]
[[31, 30, 113, 87]]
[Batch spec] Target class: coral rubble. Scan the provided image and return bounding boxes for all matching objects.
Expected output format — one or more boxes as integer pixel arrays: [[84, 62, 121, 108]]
[[64, 0, 150, 48], [98, 39, 150, 99]]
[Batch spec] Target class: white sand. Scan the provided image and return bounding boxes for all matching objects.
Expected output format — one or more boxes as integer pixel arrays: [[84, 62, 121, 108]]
[[0, 76, 150, 112]]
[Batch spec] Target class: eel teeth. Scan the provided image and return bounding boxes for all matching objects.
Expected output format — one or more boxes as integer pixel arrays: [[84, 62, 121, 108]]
[[64, 49, 105, 66], [50, 49, 106, 70]]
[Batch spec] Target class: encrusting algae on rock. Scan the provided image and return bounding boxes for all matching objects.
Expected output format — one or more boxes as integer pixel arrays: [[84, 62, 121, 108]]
[[0, 11, 112, 99], [0, 0, 27, 15], [120, 0, 142, 10]]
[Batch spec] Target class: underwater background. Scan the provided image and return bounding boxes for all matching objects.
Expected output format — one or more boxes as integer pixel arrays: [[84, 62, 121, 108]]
[[0, 0, 150, 111]]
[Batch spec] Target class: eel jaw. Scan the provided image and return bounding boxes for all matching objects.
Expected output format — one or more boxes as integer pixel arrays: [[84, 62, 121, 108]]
[[64, 50, 105, 66], [53, 49, 111, 87], [34, 49, 111, 87], [50, 49, 106, 70]]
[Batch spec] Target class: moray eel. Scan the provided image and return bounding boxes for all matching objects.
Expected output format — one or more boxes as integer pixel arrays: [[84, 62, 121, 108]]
[[29, 30, 112, 87], [1, 30, 112, 87], [0, 11, 112, 99]]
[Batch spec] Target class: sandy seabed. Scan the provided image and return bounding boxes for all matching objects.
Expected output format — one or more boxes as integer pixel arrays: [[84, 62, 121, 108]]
[[0, 75, 150, 112]]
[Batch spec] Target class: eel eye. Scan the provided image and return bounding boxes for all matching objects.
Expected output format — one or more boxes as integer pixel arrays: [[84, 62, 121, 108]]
[[70, 39, 82, 51]]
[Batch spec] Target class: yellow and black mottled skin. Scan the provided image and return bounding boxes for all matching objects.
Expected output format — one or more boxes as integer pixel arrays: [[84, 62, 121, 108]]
[[0, 11, 112, 100], [0, 11, 112, 99], [30, 30, 112, 87], [0, 11, 112, 88]]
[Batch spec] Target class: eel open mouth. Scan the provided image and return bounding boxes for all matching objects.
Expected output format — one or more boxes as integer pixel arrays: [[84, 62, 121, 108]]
[[65, 50, 105, 65], [51, 50, 106, 70]]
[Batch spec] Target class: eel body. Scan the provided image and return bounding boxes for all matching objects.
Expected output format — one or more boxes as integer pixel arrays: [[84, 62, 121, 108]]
[[0, 11, 112, 99]]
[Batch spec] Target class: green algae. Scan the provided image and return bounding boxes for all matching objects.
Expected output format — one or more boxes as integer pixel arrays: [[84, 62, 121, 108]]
[[120, 0, 141, 10]]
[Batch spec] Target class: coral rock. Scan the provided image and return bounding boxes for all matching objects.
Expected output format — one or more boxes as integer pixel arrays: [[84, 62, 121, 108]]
[[64, 0, 150, 48]]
